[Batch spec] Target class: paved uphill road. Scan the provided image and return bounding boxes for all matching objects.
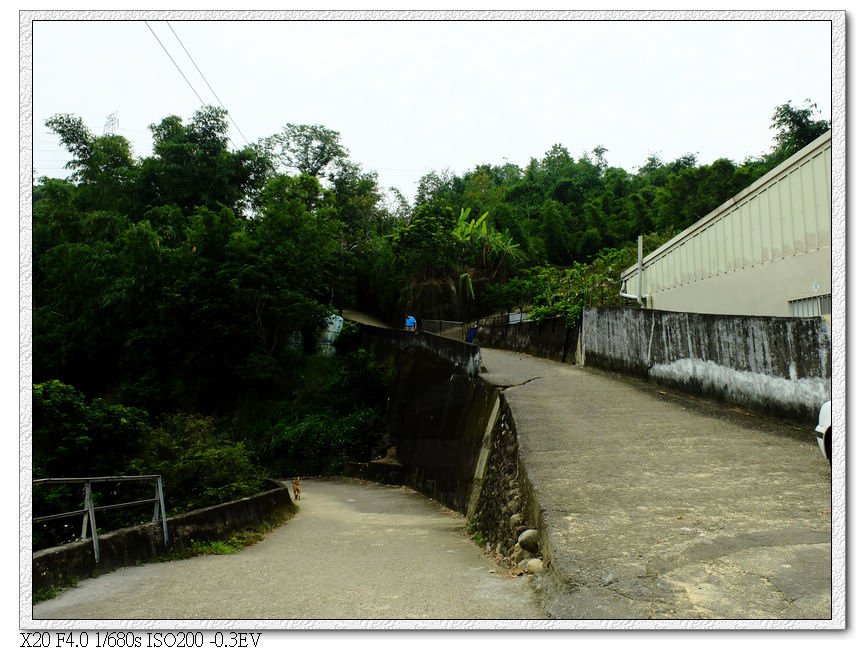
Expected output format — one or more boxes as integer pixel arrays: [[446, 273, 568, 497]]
[[481, 348, 833, 620], [33, 478, 547, 621]]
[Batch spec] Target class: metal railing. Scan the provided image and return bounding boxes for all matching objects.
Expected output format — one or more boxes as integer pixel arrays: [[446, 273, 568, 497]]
[[419, 319, 466, 341], [33, 475, 168, 563], [476, 312, 533, 327], [419, 313, 535, 342]]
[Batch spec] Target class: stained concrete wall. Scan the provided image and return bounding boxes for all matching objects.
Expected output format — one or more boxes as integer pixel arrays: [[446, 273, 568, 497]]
[[33, 481, 295, 594], [581, 307, 831, 423], [473, 316, 581, 364], [359, 323, 482, 376], [357, 327, 494, 512], [346, 326, 543, 567]]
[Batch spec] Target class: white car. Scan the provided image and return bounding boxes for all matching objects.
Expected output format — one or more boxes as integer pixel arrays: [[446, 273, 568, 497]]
[[815, 400, 832, 464]]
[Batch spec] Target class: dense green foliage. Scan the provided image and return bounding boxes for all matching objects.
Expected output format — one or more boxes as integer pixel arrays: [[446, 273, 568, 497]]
[[355, 99, 828, 322], [31, 100, 827, 545], [32, 107, 394, 547], [32, 381, 266, 548]]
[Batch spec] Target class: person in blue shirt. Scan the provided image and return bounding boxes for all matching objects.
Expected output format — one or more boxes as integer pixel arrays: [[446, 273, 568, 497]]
[[404, 314, 417, 332]]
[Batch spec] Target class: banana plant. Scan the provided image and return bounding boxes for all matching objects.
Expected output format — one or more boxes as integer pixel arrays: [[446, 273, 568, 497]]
[[453, 207, 489, 242]]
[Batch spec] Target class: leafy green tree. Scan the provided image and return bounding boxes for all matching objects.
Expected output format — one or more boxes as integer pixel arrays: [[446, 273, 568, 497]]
[[131, 413, 266, 514], [414, 169, 463, 209], [763, 99, 830, 168], [136, 106, 268, 217], [31, 380, 154, 548], [539, 199, 574, 264], [390, 203, 458, 282], [265, 123, 348, 179], [44, 114, 137, 214]]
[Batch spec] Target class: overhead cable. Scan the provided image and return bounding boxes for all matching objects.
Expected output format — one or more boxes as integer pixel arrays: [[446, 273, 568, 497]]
[[166, 22, 250, 146], [144, 21, 208, 107]]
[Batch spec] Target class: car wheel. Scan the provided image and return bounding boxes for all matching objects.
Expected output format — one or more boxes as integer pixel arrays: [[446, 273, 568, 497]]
[[825, 429, 831, 466]]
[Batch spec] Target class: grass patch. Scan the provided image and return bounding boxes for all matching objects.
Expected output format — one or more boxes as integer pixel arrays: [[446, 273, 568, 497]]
[[33, 508, 296, 605], [156, 512, 290, 563], [466, 517, 488, 547], [33, 576, 79, 605]]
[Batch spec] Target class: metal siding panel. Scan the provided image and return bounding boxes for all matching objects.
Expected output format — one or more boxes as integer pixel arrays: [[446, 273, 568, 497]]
[[801, 159, 818, 251], [750, 200, 762, 265], [778, 174, 795, 258], [742, 200, 760, 266], [661, 254, 668, 289], [791, 168, 807, 254], [665, 254, 672, 289], [691, 237, 699, 282], [709, 222, 723, 275], [682, 240, 689, 283], [767, 180, 783, 260], [733, 206, 744, 269], [686, 239, 695, 283], [759, 189, 771, 263], [722, 211, 732, 271], [814, 148, 831, 248], [696, 230, 705, 279], [702, 228, 715, 278], [708, 224, 718, 276]]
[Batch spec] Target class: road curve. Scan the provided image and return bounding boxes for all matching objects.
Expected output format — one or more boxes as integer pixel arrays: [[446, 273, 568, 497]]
[[33, 478, 547, 622]]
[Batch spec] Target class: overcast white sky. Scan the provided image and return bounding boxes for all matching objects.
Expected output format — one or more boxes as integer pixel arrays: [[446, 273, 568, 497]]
[[30, 14, 835, 203]]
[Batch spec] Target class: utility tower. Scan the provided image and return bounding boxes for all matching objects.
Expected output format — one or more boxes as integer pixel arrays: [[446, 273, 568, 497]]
[[103, 112, 119, 135]]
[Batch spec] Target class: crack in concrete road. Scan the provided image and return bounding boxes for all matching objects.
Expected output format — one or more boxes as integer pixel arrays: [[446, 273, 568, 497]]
[[479, 348, 833, 621]]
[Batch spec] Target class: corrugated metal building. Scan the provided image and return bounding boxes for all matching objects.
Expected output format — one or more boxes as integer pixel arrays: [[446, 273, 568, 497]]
[[620, 130, 832, 318]]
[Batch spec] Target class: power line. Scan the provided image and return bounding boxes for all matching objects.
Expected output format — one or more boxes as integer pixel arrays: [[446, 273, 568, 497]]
[[144, 21, 208, 108], [165, 22, 250, 146]]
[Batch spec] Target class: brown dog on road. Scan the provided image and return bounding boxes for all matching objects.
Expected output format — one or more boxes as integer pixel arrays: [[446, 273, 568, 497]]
[[292, 477, 301, 500]]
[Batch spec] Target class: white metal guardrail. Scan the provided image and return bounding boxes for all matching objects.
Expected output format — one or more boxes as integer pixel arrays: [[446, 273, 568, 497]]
[[33, 475, 168, 563]]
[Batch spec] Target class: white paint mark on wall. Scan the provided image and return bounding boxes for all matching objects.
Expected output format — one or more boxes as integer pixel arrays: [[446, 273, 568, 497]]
[[648, 358, 829, 412]]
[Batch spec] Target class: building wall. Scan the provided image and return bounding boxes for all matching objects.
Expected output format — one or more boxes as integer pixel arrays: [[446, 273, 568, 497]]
[[621, 130, 832, 317]]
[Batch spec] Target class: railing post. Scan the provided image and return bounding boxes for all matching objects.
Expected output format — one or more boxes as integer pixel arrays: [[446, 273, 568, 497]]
[[83, 481, 100, 563], [155, 476, 168, 546], [35, 474, 169, 563], [80, 484, 89, 540]]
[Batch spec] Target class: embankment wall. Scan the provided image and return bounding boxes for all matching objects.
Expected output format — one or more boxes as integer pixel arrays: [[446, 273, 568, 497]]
[[348, 325, 543, 564], [356, 325, 490, 511]]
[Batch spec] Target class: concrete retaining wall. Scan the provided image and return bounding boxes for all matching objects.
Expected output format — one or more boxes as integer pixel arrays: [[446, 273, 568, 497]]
[[581, 307, 831, 422], [355, 337, 496, 513], [359, 323, 482, 376], [346, 330, 544, 574], [33, 480, 295, 594], [474, 316, 581, 364]]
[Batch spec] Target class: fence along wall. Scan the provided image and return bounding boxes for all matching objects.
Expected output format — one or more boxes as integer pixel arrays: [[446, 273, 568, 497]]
[[621, 130, 832, 317], [581, 307, 831, 423]]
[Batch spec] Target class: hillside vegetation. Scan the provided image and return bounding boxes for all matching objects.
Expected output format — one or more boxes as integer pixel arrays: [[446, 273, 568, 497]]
[[31, 101, 828, 547]]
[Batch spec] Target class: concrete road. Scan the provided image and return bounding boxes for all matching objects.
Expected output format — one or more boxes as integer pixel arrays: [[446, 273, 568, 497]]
[[481, 348, 833, 620], [33, 478, 547, 622]]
